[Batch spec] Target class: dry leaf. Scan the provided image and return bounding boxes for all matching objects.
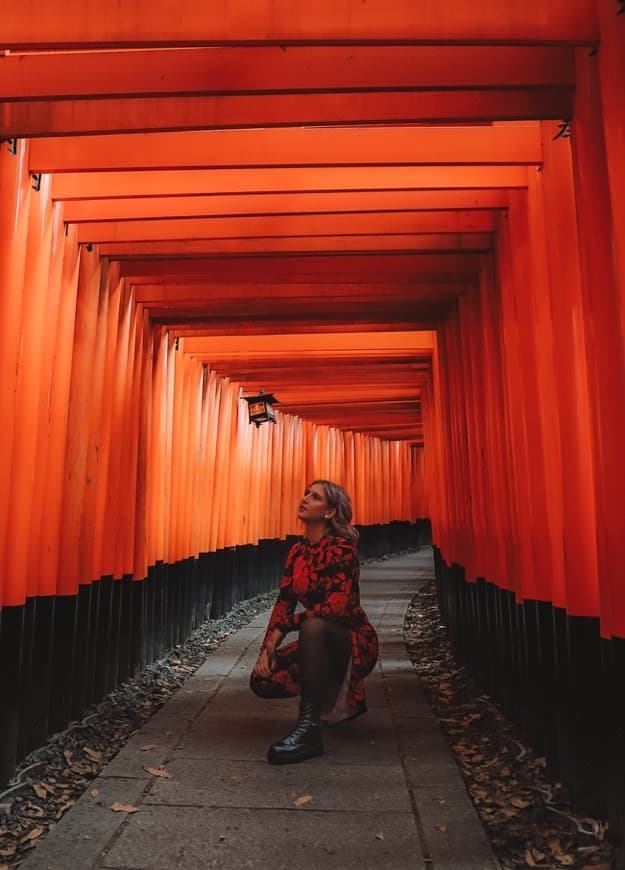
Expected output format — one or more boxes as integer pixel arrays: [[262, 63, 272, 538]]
[[294, 794, 313, 807], [144, 766, 173, 779], [0, 863, 8, 870], [110, 803, 138, 813], [84, 748, 103, 762], [436, 824, 447, 833], [510, 797, 530, 809], [21, 828, 43, 843], [63, 749, 73, 764], [141, 744, 157, 751], [375, 832, 384, 840], [557, 857, 574, 866], [0, 848, 16, 859], [525, 849, 537, 867], [91, 788, 99, 798], [33, 784, 47, 799], [532, 849, 546, 862]]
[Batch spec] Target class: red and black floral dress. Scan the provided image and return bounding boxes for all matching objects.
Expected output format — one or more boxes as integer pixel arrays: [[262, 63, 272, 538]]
[[250, 535, 378, 723]]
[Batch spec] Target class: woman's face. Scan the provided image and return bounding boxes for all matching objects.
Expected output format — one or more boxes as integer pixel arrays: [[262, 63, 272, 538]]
[[297, 483, 335, 523]]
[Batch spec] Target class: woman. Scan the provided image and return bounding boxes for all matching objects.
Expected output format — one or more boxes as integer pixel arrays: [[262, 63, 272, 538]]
[[250, 479, 378, 765]]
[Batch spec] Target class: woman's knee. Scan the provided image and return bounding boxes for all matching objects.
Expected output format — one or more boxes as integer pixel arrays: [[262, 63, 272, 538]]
[[299, 616, 329, 642], [250, 671, 271, 698]]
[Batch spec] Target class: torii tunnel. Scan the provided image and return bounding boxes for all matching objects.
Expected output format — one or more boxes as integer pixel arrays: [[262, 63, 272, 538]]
[[2, 0, 625, 848]]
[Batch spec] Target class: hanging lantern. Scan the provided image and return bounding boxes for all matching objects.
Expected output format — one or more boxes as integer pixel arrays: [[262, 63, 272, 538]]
[[243, 387, 278, 427]]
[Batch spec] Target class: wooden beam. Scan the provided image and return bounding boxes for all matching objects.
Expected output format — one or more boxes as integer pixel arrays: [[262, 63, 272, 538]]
[[3, 90, 573, 138], [132, 282, 467, 303], [52, 166, 527, 199], [62, 190, 508, 222], [76, 210, 497, 243], [2, 2, 597, 49], [182, 331, 435, 353], [0, 46, 575, 100], [118, 253, 480, 282], [29, 125, 542, 172], [99, 233, 493, 257]]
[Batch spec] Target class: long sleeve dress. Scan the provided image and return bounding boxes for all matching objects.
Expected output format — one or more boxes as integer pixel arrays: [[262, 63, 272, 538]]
[[250, 535, 379, 723]]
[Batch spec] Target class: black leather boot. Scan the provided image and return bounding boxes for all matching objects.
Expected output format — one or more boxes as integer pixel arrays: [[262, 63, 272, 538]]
[[267, 700, 324, 765]]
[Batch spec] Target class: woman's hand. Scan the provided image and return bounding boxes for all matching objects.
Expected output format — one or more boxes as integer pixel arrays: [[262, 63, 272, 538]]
[[255, 646, 276, 679]]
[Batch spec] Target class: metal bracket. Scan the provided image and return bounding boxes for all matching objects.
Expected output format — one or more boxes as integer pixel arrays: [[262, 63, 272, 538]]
[[31, 173, 42, 192], [1, 138, 17, 155], [174, 337, 180, 351], [553, 120, 571, 140]]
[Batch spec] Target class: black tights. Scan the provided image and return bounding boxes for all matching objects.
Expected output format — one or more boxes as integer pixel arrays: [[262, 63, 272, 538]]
[[299, 617, 352, 708]]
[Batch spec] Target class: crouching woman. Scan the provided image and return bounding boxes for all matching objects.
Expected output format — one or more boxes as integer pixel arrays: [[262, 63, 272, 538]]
[[250, 479, 378, 765]]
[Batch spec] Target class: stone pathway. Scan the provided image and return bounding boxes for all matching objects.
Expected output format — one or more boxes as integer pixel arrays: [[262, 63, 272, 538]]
[[21, 550, 499, 870]]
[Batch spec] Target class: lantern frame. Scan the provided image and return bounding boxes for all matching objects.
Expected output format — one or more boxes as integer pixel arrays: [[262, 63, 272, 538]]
[[242, 387, 278, 427]]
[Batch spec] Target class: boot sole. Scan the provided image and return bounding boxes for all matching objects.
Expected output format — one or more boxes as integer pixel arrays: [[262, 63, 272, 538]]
[[267, 744, 324, 765]]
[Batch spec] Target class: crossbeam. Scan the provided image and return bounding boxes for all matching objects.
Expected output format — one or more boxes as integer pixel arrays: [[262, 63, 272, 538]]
[[52, 166, 528, 199], [0, 46, 575, 99], [76, 210, 496, 243], [6, 90, 572, 137], [2, 1, 597, 48], [30, 125, 542, 172]]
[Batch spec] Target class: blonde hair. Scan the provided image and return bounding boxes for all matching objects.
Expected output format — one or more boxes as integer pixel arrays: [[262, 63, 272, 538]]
[[309, 479, 359, 546]]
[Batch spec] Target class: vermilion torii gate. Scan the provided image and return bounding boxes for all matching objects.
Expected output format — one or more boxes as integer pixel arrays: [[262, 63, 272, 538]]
[[1, 0, 625, 849]]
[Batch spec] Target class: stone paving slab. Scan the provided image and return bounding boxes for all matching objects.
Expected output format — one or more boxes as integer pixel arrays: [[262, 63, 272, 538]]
[[100, 806, 426, 870], [21, 550, 500, 870], [142, 757, 413, 812]]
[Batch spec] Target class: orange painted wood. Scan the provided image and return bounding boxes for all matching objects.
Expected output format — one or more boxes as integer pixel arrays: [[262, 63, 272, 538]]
[[63, 190, 507, 223], [0, 141, 31, 606], [0, 46, 574, 101], [29, 126, 542, 173], [36, 224, 81, 595], [96, 235, 493, 258], [2, 1, 596, 48], [56, 248, 102, 595], [3, 90, 574, 138], [596, 0, 625, 343], [52, 166, 529, 200], [538, 123, 599, 619], [118, 253, 480, 283], [5, 172, 55, 602], [75, 212, 496, 244], [571, 49, 625, 638]]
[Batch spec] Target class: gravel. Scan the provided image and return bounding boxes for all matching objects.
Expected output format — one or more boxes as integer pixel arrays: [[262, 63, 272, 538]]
[[0, 590, 276, 868], [404, 580, 615, 870]]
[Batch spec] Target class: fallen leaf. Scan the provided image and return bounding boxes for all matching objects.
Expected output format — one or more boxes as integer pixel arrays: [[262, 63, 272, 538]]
[[0, 849, 16, 859], [110, 803, 138, 813], [144, 766, 173, 779], [510, 797, 530, 809], [84, 748, 103, 762], [525, 849, 537, 867], [63, 749, 73, 765], [91, 788, 99, 798], [141, 744, 157, 751], [436, 824, 447, 833], [557, 857, 574, 867], [294, 794, 313, 807], [21, 828, 43, 843], [0, 863, 8, 870], [375, 832, 384, 840], [33, 784, 48, 799]]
